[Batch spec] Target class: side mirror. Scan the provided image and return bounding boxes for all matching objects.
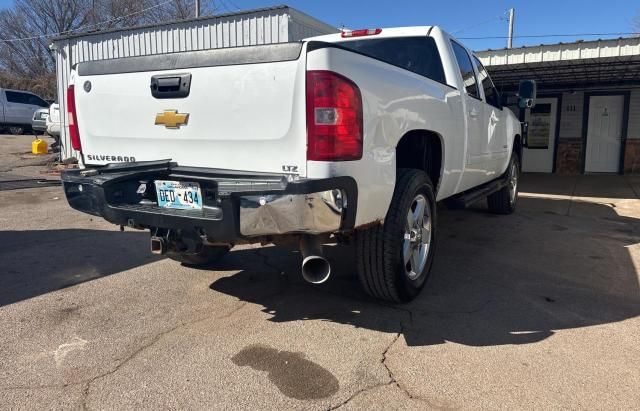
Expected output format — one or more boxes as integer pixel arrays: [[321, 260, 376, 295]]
[[518, 80, 537, 109]]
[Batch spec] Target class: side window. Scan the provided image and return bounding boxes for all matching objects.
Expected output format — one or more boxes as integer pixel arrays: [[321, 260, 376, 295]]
[[5, 91, 27, 104], [336, 37, 447, 85], [451, 41, 480, 99], [26, 94, 48, 107], [473, 56, 501, 108]]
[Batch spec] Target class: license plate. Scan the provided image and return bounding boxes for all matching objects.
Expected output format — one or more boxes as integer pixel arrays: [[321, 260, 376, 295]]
[[154, 180, 203, 210]]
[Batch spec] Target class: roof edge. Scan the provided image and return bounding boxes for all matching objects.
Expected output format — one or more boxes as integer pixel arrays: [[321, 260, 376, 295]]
[[51, 4, 292, 43], [476, 35, 640, 54]]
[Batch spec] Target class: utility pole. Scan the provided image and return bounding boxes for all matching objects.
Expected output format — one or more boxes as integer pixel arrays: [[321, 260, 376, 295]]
[[195, 0, 201, 18], [507, 8, 515, 49]]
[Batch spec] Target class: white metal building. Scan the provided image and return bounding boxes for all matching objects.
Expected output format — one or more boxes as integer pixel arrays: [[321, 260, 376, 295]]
[[51, 5, 338, 159], [478, 37, 640, 174]]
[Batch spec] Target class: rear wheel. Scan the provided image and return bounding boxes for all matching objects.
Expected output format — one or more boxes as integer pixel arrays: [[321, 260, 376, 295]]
[[8, 126, 24, 135], [487, 153, 520, 214], [167, 244, 231, 267], [356, 168, 437, 303]]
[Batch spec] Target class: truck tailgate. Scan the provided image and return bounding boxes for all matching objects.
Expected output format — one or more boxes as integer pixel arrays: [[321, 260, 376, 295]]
[[74, 43, 308, 176]]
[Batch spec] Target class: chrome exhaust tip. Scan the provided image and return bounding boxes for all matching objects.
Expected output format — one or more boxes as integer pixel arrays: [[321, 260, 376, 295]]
[[301, 255, 331, 284], [299, 235, 331, 284]]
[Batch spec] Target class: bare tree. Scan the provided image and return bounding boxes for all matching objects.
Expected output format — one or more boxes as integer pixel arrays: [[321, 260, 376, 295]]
[[0, 0, 217, 98]]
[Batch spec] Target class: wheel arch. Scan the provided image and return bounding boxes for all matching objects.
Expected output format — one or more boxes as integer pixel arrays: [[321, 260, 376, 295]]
[[395, 129, 444, 193], [513, 134, 523, 161]]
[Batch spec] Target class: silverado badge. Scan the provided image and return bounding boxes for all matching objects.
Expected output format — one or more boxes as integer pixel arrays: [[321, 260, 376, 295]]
[[155, 110, 189, 129]]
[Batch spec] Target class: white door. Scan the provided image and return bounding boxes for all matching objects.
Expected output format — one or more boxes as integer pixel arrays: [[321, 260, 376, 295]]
[[522, 98, 558, 173], [585, 95, 624, 173]]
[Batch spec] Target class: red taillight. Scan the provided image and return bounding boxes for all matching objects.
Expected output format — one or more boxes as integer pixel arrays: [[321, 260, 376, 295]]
[[306, 71, 363, 161], [341, 28, 382, 38], [66, 85, 82, 151]]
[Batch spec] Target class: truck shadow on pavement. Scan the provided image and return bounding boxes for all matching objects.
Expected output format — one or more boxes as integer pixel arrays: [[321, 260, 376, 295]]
[[0, 229, 160, 307], [211, 197, 640, 347]]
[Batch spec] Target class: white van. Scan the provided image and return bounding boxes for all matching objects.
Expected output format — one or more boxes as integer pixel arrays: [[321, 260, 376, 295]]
[[0, 88, 49, 134]]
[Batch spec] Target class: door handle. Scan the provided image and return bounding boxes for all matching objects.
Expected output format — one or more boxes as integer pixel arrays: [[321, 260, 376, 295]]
[[150, 73, 192, 99], [468, 108, 479, 118]]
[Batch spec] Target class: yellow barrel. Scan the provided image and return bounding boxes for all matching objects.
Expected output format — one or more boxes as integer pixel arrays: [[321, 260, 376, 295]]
[[32, 138, 48, 154]]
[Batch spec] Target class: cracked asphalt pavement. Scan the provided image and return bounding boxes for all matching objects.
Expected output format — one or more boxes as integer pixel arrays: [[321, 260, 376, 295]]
[[1, 144, 639, 408]]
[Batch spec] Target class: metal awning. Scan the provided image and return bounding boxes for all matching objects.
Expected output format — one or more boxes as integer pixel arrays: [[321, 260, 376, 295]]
[[476, 37, 640, 90]]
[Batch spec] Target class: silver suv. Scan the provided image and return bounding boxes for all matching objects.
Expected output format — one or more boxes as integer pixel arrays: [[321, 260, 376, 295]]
[[0, 88, 49, 135]]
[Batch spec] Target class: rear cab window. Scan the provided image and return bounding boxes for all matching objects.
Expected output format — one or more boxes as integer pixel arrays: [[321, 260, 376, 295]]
[[450, 41, 480, 99], [335, 36, 448, 86]]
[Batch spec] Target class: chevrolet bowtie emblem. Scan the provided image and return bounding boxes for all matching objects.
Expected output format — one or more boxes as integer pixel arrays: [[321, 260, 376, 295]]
[[155, 110, 189, 129]]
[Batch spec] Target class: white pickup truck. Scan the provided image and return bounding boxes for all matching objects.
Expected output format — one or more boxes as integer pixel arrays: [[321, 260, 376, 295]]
[[62, 26, 536, 302]]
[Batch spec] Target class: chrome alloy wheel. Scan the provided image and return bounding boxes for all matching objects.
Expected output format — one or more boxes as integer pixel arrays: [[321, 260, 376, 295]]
[[509, 161, 518, 205], [402, 194, 432, 280]]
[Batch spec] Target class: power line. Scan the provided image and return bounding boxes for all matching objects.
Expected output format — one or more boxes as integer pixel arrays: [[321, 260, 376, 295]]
[[459, 32, 639, 40], [452, 11, 509, 35], [0, 0, 174, 44]]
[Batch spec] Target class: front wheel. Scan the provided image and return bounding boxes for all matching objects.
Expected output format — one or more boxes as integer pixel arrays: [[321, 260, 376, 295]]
[[8, 126, 24, 135], [356, 169, 437, 303], [487, 153, 520, 214]]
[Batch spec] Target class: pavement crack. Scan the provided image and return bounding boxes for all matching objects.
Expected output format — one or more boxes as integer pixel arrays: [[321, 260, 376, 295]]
[[79, 301, 247, 409], [329, 326, 405, 410], [327, 382, 390, 410], [381, 326, 444, 408], [382, 328, 402, 388]]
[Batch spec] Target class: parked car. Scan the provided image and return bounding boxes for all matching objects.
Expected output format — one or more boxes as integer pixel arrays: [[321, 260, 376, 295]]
[[0, 88, 49, 134], [31, 108, 49, 134], [46, 103, 61, 137], [61, 26, 535, 303], [46, 103, 62, 152]]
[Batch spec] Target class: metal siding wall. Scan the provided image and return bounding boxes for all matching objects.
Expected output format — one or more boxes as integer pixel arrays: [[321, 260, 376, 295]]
[[479, 37, 640, 66], [55, 40, 79, 160]]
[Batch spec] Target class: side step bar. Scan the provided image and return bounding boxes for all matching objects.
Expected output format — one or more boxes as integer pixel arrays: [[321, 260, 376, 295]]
[[446, 173, 510, 209]]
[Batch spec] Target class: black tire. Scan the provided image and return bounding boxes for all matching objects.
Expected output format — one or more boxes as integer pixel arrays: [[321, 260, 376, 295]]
[[167, 244, 231, 267], [356, 168, 437, 303], [487, 153, 520, 214], [8, 126, 24, 135]]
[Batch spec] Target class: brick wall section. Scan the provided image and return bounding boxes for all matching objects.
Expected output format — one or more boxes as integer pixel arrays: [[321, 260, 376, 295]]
[[624, 139, 640, 174], [555, 138, 583, 174], [554, 92, 585, 174]]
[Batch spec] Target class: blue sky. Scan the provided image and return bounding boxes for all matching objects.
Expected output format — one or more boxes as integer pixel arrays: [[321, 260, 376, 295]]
[[0, 0, 638, 50]]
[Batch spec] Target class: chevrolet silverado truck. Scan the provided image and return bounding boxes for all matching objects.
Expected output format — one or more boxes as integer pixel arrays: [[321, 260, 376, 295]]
[[62, 26, 536, 303]]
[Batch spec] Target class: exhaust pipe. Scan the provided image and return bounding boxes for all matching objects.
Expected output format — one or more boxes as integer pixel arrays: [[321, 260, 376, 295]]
[[150, 236, 166, 255], [300, 235, 331, 284]]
